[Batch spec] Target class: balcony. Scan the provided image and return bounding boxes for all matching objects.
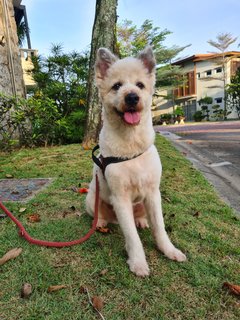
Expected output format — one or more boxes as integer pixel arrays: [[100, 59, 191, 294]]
[[20, 48, 38, 88]]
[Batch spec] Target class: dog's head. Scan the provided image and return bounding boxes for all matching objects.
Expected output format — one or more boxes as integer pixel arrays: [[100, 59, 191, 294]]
[[95, 46, 156, 126]]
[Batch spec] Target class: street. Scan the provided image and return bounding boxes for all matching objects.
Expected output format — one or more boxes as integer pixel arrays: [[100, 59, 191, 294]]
[[156, 121, 240, 216]]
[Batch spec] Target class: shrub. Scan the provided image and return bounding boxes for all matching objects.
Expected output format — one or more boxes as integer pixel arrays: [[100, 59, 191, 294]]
[[65, 109, 86, 143], [0, 93, 86, 150], [193, 110, 203, 122], [173, 106, 184, 117]]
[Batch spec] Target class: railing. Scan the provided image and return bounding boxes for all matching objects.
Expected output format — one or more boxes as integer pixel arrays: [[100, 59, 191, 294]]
[[20, 48, 38, 60]]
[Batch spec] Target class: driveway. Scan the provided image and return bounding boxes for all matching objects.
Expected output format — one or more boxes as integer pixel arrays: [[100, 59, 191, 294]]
[[155, 121, 240, 216]]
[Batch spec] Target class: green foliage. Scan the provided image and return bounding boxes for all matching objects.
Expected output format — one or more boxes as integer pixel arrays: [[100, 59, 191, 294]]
[[0, 91, 87, 149], [65, 109, 86, 143], [28, 44, 89, 144], [173, 106, 184, 117], [207, 32, 237, 53], [117, 20, 190, 88], [198, 96, 213, 105], [226, 68, 240, 119], [193, 110, 203, 122], [0, 93, 65, 149], [30, 44, 88, 113], [211, 104, 224, 120], [17, 21, 29, 47], [198, 96, 213, 121]]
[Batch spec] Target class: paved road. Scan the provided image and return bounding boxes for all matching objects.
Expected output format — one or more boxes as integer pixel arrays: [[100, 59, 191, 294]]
[[155, 121, 240, 216]]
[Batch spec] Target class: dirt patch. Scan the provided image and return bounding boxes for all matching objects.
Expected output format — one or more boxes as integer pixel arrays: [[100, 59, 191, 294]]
[[0, 178, 52, 202]]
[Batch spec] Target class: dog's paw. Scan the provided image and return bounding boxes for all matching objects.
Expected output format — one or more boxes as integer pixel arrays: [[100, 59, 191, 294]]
[[96, 218, 108, 228], [127, 259, 150, 277], [135, 217, 149, 229], [164, 247, 187, 262]]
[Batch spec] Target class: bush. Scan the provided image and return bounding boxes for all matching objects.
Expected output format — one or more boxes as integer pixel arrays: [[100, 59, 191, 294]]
[[193, 110, 203, 122], [173, 106, 184, 117], [65, 109, 86, 143], [0, 93, 86, 150]]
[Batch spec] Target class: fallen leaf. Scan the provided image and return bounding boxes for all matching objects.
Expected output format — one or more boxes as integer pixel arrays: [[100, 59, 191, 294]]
[[71, 186, 79, 193], [92, 296, 104, 311], [27, 214, 41, 223], [163, 196, 171, 203], [20, 283, 32, 298], [47, 285, 67, 293], [79, 286, 87, 294], [19, 208, 27, 213], [0, 248, 22, 266], [223, 282, 240, 296], [75, 211, 83, 218], [193, 211, 201, 218], [31, 203, 40, 207], [99, 269, 108, 276], [5, 174, 13, 179], [82, 287, 106, 319], [82, 143, 91, 150], [96, 227, 112, 234]]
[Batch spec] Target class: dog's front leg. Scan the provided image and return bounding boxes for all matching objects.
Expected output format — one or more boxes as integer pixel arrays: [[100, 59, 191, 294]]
[[111, 196, 150, 277], [145, 190, 187, 262]]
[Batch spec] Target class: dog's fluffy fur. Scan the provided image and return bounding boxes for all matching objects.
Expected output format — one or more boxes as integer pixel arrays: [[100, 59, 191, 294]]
[[86, 47, 186, 276]]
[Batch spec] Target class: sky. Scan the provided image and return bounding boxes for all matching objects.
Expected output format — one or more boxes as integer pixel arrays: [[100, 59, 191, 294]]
[[21, 0, 240, 60]]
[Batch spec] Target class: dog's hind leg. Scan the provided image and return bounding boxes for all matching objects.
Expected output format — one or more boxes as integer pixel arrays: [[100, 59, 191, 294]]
[[110, 196, 150, 276], [145, 190, 187, 262], [133, 203, 149, 228]]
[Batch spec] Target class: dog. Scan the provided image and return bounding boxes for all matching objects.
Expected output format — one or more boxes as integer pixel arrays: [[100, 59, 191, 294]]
[[86, 46, 186, 276]]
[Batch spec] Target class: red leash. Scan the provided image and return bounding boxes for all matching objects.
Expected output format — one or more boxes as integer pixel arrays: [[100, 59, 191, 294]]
[[0, 175, 99, 248]]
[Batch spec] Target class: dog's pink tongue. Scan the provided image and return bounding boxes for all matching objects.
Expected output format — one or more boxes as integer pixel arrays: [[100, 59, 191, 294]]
[[123, 111, 140, 125]]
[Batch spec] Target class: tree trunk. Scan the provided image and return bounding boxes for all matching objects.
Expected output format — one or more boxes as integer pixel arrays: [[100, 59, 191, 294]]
[[0, 0, 25, 97], [83, 0, 118, 145]]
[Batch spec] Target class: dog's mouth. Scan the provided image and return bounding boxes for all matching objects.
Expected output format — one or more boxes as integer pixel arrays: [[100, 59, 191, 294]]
[[113, 92, 143, 125], [114, 108, 141, 125]]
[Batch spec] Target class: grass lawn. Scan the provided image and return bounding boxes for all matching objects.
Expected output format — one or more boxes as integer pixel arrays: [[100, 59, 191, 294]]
[[0, 134, 239, 320]]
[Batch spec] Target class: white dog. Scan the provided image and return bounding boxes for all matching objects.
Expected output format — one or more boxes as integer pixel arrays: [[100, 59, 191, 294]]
[[86, 46, 186, 276]]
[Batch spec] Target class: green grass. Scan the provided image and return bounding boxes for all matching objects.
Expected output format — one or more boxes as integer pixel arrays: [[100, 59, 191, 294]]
[[0, 135, 239, 320]]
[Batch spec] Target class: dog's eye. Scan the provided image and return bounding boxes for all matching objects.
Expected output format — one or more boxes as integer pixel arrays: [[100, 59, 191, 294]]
[[112, 82, 122, 91], [136, 82, 145, 89]]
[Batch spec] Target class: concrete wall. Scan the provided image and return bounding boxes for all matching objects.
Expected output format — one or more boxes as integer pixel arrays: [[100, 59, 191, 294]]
[[196, 58, 239, 119]]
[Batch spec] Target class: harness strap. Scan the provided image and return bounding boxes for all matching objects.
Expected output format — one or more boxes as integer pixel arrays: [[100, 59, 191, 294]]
[[92, 144, 143, 176]]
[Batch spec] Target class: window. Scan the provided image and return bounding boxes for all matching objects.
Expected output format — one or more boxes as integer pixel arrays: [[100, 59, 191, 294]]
[[215, 97, 223, 103], [197, 72, 200, 78], [216, 67, 222, 73], [206, 70, 212, 76]]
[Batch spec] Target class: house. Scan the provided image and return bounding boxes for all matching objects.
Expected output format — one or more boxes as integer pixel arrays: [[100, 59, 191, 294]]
[[153, 51, 240, 121]]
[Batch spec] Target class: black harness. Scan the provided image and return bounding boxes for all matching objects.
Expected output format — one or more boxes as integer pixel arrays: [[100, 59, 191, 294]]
[[92, 144, 143, 176]]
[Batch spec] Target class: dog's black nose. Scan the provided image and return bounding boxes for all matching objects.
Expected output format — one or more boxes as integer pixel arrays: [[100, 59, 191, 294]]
[[125, 92, 139, 106]]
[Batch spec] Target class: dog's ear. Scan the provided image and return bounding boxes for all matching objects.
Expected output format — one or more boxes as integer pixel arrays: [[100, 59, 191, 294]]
[[95, 48, 118, 81], [137, 46, 156, 73]]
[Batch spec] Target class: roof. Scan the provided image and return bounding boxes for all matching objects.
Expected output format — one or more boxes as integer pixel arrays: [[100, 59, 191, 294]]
[[173, 51, 240, 65]]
